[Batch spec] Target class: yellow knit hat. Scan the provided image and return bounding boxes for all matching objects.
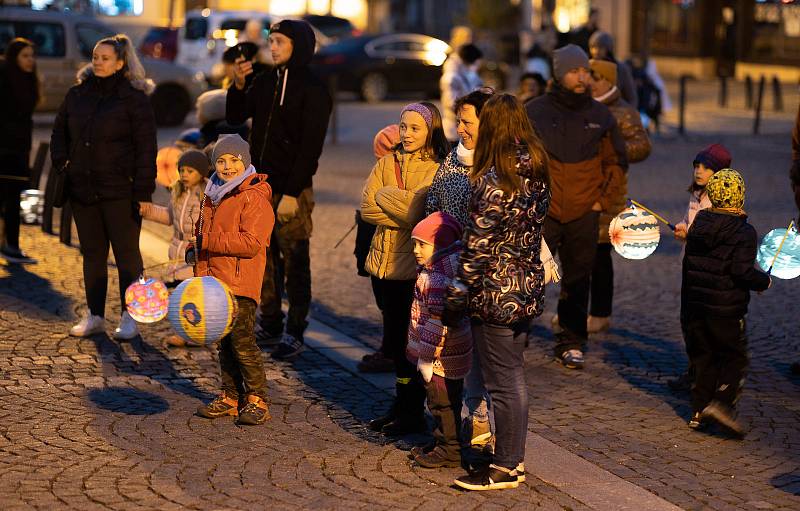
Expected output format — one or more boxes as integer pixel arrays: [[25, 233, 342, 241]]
[[589, 59, 617, 86], [706, 168, 745, 210]]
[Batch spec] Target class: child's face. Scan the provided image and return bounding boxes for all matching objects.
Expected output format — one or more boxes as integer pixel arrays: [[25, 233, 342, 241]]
[[694, 163, 715, 187], [399, 111, 429, 154], [215, 154, 246, 182], [180, 166, 204, 188], [413, 239, 435, 265]]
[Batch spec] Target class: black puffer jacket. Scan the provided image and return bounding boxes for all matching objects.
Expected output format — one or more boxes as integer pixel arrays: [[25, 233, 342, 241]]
[[681, 209, 770, 319], [50, 68, 157, 204], [226, 20, 332, 198]]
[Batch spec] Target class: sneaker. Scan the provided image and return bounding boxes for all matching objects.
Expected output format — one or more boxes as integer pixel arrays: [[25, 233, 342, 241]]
[[408, 443, 435, 459], [687, 412, 707, 430], [414, 446, 461, 468], [113, 311, 139, 341], [255, 325, 283, 347], [197, 392, 239, 419], [357, 351, 395, 373], [381, 415, 428, 436], [454, 464, 520, 491], [587, 315, 610, 333], [470, 418, 493, 447], [701, 400, 745, 438], [550, 314, 563, 335], [667, 371, 693, 392], [237, 395, 271, 425], [513, 463, 526, 483], [559, 349, 585, 370], [271, 333, 305, 361], [69, 314, 105, 337], [0, 245, 37, 264]]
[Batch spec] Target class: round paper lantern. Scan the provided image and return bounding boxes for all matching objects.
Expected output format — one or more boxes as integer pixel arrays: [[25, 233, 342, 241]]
[[757, 226, 800, 280], [156, 146, 181, 188], [125, 277, 169, 323], [609, 206, 660, 260], [167, 276, 238, 345]]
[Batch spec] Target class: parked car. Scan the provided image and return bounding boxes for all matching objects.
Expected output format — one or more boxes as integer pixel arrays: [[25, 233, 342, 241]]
[[302, 14, 359, 42], [0, 7, 207, 126], [140, 26, 178, 62], [312, 33, 450, 103]]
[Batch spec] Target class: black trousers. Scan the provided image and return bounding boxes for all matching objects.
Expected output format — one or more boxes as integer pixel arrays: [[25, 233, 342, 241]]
[[259, 235, 311, 339], [590, 242, 614, 318], [425, 375, 464, 459], [71, 199, 143, 318], [371, 277, 416, 377], [219, 297, 268, 401], [686, 316, 748, 413], [0, 180, 23, 249], [543, 211, 599, 354]]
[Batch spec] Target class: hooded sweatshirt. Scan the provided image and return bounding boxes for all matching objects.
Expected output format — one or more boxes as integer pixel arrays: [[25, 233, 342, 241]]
[[226, 20, 332, 198]]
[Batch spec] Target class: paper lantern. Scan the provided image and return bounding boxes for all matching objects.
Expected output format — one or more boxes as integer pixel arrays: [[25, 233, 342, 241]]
[[125, 277, 169, 323], [168, 276, 238, 345], [609, 206, 660, 260], [757, 226, 800, 280], [156, 146, 181, 188]]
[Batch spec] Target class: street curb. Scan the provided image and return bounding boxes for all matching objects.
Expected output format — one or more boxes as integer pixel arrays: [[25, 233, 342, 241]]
[[138, 227, 682, 511]]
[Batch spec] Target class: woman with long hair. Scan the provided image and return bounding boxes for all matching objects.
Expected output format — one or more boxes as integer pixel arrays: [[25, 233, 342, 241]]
[[0, 38, 40, 263], [443, 94, 550, 490], [51, 34, 157, 340]]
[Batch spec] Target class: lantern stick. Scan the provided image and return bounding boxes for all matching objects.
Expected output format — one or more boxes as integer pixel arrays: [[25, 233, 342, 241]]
[[333, 221, 357, 249], [767, 219, 795, 275], [628, 199, 676, 231], [142, 259, 186, 274]]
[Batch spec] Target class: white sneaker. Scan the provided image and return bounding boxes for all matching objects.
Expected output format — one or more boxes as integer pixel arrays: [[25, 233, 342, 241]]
[[113, 311, 139, 340], [69, 314, 105, 337]]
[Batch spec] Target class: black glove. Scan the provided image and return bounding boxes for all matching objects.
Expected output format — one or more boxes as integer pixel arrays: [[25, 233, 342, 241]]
[[185, 245, 197, 266], [441, 303, 466, 328]]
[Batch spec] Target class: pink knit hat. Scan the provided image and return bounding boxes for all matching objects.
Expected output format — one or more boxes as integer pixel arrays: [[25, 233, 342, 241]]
[[373, 124, 400, 160], [411, 212, 462, 249]]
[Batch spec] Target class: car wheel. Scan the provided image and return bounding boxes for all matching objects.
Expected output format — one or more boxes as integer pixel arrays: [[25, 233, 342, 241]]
[[360, 72, 388, 103], [151, 84, 191, 127]]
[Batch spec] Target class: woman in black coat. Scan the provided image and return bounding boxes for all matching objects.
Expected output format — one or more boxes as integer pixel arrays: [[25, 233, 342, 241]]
[[50, 34, 157, 340], [0, 38, 40, 264]]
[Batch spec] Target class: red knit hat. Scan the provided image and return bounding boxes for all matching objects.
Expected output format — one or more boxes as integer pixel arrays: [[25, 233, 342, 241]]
[[411, 212, 462, 249], [693, 143, 731, 172], [373, 124, 400, 160]]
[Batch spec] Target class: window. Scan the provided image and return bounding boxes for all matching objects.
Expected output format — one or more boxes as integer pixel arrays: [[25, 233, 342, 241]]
[[748, 1, 800, 61], [93, 0, 143, 17], [184, 18, 208, 40], [0, 21, 66, 57], [76, 24, 115, 60]]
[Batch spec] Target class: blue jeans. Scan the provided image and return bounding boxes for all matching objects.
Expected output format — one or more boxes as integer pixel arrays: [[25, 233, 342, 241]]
[[472, 320, 529, 469], [462, 349, 490, 423]]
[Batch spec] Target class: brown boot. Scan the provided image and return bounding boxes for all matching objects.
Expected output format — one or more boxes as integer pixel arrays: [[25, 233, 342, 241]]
[[237, 395, 271, 425], [587, 315, 611, 333], [197, 392, 239, 418]]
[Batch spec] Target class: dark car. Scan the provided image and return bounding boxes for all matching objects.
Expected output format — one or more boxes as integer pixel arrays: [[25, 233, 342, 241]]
[[312, 33, 450, 103], [302, 14, 359, 41], [140, 27, 179, 62]]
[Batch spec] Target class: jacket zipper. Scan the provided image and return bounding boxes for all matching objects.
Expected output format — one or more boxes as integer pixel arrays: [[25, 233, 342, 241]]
[[235, 258, 240, 277]]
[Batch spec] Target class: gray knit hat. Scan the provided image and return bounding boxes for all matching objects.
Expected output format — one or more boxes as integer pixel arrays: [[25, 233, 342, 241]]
[[589, 31, 615, 53], [212, 134, 251, 169], [552, 44, 590, 82], [177, 149, 211, 177]]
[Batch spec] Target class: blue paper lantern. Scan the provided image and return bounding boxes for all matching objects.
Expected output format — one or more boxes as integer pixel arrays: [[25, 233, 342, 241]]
[[609, 206, 660, 260], [168, 276, 238, 345], [757, 226, 800, 280]]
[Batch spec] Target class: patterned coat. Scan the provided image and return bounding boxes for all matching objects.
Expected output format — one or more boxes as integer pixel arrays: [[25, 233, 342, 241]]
[[406, 243, 473, 379], [447, 148, 551, 326], [425, 148, 472, 226]]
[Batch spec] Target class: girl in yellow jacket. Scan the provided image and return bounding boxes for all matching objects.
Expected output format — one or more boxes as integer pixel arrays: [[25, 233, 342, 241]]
[[361, 102, 449, 436]]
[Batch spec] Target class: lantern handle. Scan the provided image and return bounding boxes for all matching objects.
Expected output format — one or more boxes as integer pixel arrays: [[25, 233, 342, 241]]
[[767, 219, 795, 275], [628, 199, 676, 231]]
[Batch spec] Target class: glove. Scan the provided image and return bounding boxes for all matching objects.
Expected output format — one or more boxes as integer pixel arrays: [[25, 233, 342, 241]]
[[417, 358, 433, 383], [441, 303, 465, 328], [276, 195, 299, 224], [185, 245, 197, 266]]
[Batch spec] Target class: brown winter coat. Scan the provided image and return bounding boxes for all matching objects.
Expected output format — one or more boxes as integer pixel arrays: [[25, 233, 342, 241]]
[[597, 87, 651, 242], [194, 173, 275, 302], [361, 149, 439, 281]]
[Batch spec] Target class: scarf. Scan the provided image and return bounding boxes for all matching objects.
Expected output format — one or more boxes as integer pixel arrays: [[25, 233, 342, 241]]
[[456, 141, 474, 167], [548, 80, 593, 111], [594, 85, 618, 104], [204, 164, 256, 205]]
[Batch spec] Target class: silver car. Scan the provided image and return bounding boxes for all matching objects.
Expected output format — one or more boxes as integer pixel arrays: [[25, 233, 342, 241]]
[[0, 7, 207, 126]]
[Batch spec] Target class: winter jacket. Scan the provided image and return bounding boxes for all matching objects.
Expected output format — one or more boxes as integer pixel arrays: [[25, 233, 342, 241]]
[[616, 61, 639, 110], [595, 86, 651, 242], [361, 149, 439, 281], [0, 59, 37, 182], [440, 56, 482, 141], [425, 148, 471, 226], [675, 189, 712, 233], [681, 209, 770, 320], [526, 81, 627, 224], [51, 69, 157, 205], [226, 20, 332, 198], [140, 184, 205, 281], [791, 103, 800, 214], [406, 242, 472, 379], [194, 172, 275, 302], [447, 147, 551, 326]]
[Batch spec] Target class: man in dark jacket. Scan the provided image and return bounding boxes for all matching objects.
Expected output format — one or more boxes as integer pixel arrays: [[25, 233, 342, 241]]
[[789, 104, 800, 376], [227, 19, 332, 360], [526, 44, 627, 370]]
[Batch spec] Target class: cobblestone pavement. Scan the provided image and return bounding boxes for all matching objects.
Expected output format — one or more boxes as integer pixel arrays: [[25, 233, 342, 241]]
[[0, 227, 586, 510]]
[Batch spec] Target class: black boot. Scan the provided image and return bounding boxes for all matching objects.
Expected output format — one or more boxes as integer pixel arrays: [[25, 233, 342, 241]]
[[381, 377, 427, 436], [368, 401, 397, 432]]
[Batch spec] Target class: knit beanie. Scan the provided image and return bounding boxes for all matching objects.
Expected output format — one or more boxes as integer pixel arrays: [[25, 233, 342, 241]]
[[589, 59, 617, 86], [212, 134, 251, 169], [373, 124, 400, 160], [589, 31, 615, 53], [552, 44, 590, 82], [693, 144, 731, 172], [411, 212, 462, 250], [177, 149, 211, 177], [706, 169, 745, 210]]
